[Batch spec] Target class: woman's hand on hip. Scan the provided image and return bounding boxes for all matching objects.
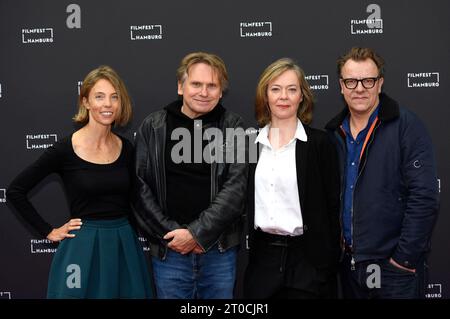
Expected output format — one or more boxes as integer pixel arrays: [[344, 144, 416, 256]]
[[46, 218, 82, 242]]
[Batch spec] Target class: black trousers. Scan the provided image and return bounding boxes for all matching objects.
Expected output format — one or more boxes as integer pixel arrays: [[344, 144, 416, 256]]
[[243, 230, 336, 299]]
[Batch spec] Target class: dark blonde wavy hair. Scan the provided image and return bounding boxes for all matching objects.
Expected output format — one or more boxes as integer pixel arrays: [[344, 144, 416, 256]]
[[255, 58, 314, 127]]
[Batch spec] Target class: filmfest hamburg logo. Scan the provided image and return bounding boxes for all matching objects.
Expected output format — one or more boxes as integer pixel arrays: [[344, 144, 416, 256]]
[[240, 21, 272, 38], [407, 72, 439, 88], [426, 283, 442, 299], [350, 4, 383, 35], [30, 239, 58, 254], [0, 292, 12, 299], [0, 188, 6, 203], [22, 28, 54, 44], [305, 74, 329, 90], [26, 134, 58, 150], [138, 237, 150, 252], [130, 25, 163, 40]]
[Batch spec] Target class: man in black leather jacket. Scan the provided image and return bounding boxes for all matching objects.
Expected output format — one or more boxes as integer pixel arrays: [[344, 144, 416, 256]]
[[133, 52, 248, 299]]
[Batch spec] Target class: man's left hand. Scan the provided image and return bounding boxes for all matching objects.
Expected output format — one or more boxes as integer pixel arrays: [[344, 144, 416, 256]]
[[164, 229, 197, 254], [389, 258, 416, 273]]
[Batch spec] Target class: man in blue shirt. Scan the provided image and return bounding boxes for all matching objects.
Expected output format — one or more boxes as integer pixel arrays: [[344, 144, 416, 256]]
[[325, 47, 439, 298]]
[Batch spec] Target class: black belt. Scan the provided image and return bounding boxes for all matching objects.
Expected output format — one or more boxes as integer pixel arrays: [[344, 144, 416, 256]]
[[254, 228, 304, 247]]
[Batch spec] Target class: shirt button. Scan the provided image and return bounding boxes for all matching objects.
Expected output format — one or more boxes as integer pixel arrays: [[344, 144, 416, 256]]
[[350, 185, 353, 189], [350, 141, 354, 144], [351, 162, 355, 166]]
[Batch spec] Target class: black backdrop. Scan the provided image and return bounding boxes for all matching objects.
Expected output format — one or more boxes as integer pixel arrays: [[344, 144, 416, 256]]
[[0, 0, 448, 299]]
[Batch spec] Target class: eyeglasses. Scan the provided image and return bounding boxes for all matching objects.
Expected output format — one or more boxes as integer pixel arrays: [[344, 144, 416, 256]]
[[341, 77, 380, 89]]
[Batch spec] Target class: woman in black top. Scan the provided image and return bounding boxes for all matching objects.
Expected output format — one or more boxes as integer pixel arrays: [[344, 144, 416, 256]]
[[7, 66, 153, 298]]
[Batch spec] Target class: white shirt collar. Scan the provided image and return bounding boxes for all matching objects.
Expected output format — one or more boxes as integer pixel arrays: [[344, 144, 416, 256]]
[[255, 119, 308, 147], [294, 119, 308, 142]]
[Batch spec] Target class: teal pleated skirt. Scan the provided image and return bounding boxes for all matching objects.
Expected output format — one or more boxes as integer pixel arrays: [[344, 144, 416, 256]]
[[47, 217, 154, 299]]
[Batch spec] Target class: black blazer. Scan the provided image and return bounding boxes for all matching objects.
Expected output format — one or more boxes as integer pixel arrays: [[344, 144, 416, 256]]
[[247, 125, 341, 271]]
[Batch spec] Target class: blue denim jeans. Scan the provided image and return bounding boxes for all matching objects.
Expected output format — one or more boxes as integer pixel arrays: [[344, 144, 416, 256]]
[[340, 253, 427, 299], [152, 245, 238, 299]]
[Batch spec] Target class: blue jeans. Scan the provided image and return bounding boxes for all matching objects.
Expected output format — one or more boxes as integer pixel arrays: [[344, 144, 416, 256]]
[[152, 245, 238, 299], [340, 253, 427, 299]]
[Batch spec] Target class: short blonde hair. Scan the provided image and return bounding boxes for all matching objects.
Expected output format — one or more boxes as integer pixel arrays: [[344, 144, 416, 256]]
[[176, 52, 229, 92], [255, 58, 314, 127], [74, 65, 132, 127]]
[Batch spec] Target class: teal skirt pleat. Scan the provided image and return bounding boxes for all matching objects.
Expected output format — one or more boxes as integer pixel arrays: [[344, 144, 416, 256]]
[[47, 217, 153, 299]]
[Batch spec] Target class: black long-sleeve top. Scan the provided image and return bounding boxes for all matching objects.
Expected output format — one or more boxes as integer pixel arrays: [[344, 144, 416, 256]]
[[164, 100, 224, 225], [6, 134, 134, 237]]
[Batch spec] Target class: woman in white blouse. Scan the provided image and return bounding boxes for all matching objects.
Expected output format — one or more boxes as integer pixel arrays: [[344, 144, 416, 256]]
[[244, 58, 341, 299]]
